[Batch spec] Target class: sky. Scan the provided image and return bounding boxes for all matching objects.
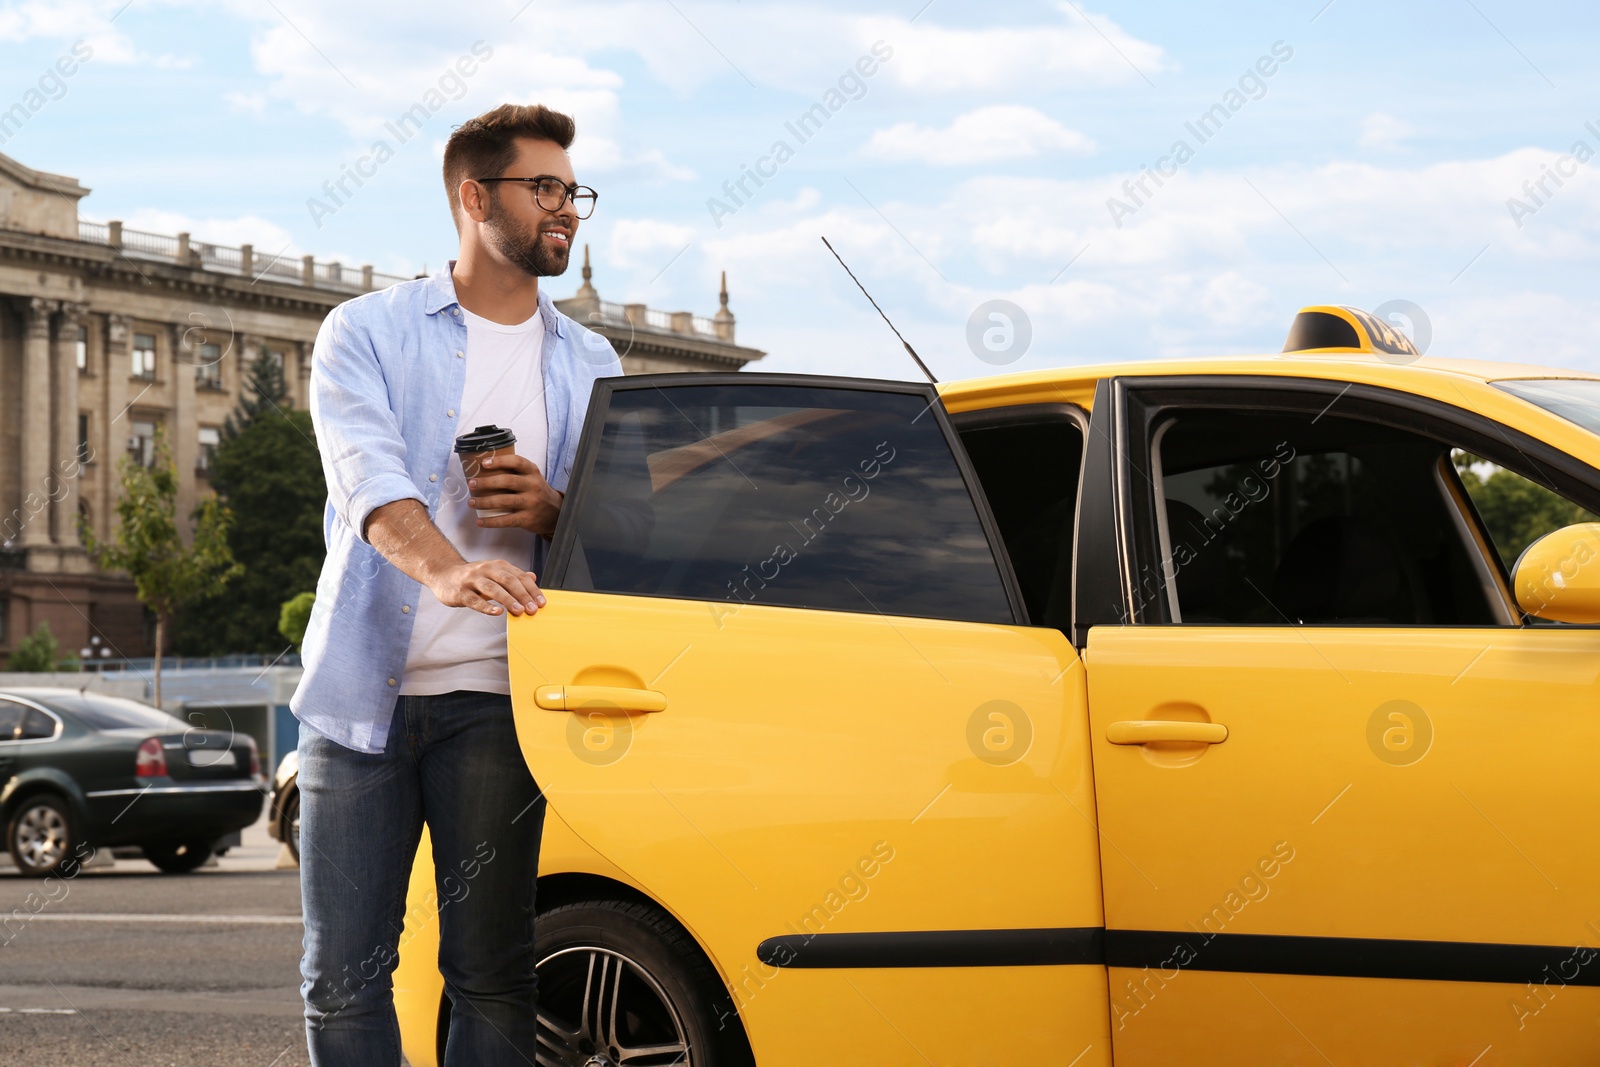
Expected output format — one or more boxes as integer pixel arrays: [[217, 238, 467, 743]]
[[1, 0, 1598, 382]]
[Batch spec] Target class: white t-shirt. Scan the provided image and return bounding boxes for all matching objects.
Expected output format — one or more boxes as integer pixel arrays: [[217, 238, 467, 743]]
[[399, 306, 548, 696]]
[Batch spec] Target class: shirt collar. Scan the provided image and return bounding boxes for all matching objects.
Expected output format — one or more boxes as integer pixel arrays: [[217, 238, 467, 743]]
[[426, 259, 568, 339]]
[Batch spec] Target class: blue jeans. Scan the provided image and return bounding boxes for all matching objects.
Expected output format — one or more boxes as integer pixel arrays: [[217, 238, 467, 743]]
[[298, 690, 546, 1066]]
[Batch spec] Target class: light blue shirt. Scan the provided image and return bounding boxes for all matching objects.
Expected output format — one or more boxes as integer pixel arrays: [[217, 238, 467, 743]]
[[290, 264, 621, 753]]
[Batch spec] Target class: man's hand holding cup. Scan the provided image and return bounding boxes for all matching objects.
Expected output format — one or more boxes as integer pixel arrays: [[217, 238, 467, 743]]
[[457, 424, 563, 538]]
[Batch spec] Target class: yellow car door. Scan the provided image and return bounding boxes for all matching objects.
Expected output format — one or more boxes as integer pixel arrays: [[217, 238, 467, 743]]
[[511, 375, 1110, 1065], [1078, 375, 1600, 1065]]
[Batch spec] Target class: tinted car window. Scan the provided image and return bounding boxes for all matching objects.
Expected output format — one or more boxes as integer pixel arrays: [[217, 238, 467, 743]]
[[28, 693, 185, 731], [1156, 410, 1499, 625], [560, 384, 1013, 623], [0, 700, 24, 740], [19, 707, 57, 740], [957, 415, 1084, 627]]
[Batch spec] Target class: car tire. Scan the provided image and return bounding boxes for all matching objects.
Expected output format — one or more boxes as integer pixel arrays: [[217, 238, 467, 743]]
[[142, 841, 212, 874], [7, 794, 76, 878], [438, 898, 754, 1067], [283, 789, 300, 865]]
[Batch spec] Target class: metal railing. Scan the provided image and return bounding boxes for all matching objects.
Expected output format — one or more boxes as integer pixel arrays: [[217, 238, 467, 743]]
[[78, 219, 415, 295], [595, 299, 723, 339], [81, 652, 303, 674]]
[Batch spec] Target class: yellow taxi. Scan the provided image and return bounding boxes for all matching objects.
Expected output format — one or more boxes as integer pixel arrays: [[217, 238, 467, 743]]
[[393, 305, 1600, 1066]]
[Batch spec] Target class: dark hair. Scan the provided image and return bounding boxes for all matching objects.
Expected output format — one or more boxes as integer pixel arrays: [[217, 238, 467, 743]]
[[443, 103, 577, 217]]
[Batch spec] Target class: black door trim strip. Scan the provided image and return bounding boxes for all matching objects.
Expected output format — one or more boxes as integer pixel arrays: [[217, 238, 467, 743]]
[[1105, 929, 1600, 986], [755, 927, 1104, 969], [756, 927, 1599, 985]]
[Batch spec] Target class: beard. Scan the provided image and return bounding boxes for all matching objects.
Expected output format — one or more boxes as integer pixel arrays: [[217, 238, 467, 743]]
[[484, 193, 571, 277]]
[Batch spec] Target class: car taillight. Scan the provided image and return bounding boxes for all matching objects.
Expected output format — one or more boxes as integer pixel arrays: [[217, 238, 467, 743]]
[[135, 737, 168, 778]]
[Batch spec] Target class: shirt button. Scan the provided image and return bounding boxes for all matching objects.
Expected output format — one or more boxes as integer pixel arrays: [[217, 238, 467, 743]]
[[387, 677, 397, 687], [401, 605, 410, 614], [453, 308, 462, 317], [455, 350, 464, 358], [429, 473, 438, 482], [446, 409, 455, 417]]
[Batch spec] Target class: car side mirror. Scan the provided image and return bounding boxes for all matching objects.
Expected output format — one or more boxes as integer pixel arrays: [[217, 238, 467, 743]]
[[1512, 522, 1600, 623]]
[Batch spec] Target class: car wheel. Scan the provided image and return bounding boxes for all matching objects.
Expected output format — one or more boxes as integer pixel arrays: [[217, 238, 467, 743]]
[[8, 795, 75, 878], [284, 789, 300, 865], [529, 900, 753, 1067], [142, 841, 212, 874]]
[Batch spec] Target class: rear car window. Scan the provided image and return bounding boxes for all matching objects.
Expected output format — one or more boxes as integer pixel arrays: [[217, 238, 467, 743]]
[[1495, 378, 1600, 437], [1156, 410, 1500, 626], [24, 692, 185, 731], [558, 383, 1013, 624]]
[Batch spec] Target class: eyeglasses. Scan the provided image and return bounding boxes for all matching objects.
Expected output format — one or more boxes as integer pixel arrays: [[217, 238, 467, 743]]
[[475, 175, 598, 219]]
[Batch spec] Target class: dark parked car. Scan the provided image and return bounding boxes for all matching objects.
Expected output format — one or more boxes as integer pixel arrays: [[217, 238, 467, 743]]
[[266, 748, 299, 865], [0, 688, 263, 876]]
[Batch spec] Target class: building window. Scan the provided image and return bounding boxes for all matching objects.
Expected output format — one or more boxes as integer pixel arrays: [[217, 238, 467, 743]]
[[132, 333, 157, 380], [197, 427, 220, 475], [264, 348, 285, 373], [128, 420, 157, 468], [195, 343, 223, 390], [77, 413, 91, 464], [75, 325, 88, 374]]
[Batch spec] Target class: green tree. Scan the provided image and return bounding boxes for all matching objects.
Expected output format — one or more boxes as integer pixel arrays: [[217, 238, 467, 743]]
[[8, 621, 74, 673], [174, 407, 325, 655], [81, 427, 243, 707], [224, 349, 290, 439], [1456, 453, 1600, 569], [279, 591, 315, 649]]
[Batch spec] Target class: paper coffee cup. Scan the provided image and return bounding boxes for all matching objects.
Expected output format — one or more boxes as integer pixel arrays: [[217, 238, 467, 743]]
[[454, 424, 518, 518]]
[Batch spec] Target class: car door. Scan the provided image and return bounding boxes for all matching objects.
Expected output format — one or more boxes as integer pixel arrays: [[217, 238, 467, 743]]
[[1078, 375, 1600, 1065], [512, 374, 1111, 1065]]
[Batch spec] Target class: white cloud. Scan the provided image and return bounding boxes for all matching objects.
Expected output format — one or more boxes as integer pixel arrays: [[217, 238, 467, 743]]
[[855, 4, 1168, 91], [1360, 113, 1413, 151], [0, 0, 187, 67], [606, 218, 697, 271], [117, 209, 302, 257], [864, 105, 1094, 165], [696, 146, 1600, 377]]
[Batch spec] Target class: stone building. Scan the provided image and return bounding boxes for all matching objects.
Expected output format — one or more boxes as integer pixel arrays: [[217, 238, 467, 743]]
[[0, 150, 762, 659]]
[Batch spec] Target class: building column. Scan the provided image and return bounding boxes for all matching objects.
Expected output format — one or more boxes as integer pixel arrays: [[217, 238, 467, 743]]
[[296, 340, 311, 409], [52, 301, 89, 548], [169, 322, 198, 535], [17, 298, 56, 549], [100, 314, 131, 546]]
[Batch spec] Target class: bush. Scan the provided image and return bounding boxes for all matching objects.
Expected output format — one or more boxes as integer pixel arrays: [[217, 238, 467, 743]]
[[8, 622, 74, 673], [279, 591, 316, 649]]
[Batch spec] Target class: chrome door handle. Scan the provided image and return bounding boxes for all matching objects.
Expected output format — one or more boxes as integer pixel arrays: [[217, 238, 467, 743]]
[[534, 685, 668, 713], [1106, 720, 1227, 745]]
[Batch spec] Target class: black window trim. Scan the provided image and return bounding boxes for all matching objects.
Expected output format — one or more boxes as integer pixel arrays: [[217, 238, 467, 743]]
[[1082, 374, 1600, 630], [545, 372, 1030, 626]]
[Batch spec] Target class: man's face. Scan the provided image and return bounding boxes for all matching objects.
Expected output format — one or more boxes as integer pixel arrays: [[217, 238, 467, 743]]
[[477, 137, 579, 278]]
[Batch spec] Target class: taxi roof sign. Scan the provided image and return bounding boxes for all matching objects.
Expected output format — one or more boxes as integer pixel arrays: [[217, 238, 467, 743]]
[[1282, 305, 1420, 358]]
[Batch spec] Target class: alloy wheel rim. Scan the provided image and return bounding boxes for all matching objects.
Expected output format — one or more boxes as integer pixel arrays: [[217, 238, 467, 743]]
[[16, 804, 67, 870], [535, 945, 692, 1067]]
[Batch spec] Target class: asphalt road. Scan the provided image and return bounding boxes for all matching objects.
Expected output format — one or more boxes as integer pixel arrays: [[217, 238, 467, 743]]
[[0, 816, 387, 1067]]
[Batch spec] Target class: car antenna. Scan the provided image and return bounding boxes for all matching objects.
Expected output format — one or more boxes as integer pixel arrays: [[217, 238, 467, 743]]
[[820, 235, 938, 385]]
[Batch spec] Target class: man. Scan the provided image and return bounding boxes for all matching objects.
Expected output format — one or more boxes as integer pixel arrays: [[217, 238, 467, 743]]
[[290, 103, 616, 1066]]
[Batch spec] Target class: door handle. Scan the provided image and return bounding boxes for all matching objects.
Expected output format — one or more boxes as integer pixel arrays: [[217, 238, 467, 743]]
[[534, 685, 668, 713], [1106, 720, 1227, 745]]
